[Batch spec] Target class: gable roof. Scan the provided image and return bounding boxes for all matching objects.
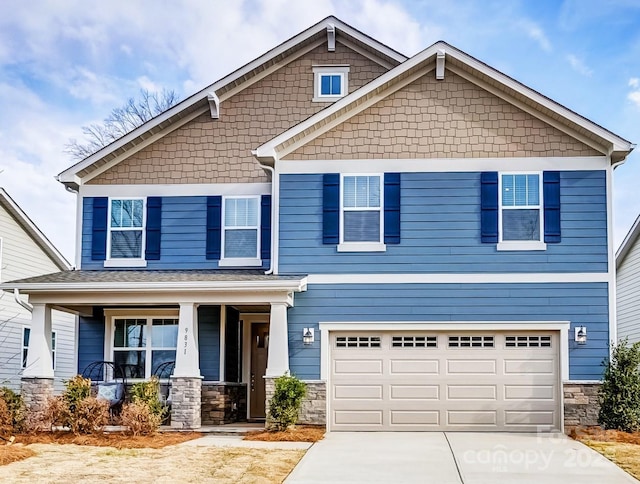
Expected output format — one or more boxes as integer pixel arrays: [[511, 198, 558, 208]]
[[0, 188, 70, 270], [616, 214, 640, 269], [255, 41, 634, 163], [56, 16, 407, 190]]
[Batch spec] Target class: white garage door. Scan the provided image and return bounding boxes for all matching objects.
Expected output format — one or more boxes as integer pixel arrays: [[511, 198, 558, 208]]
[[330, 331, 560, 431]]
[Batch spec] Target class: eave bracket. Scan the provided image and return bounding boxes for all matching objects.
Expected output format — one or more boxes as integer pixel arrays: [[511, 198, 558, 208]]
[[207, 92, 220, 119], [436, 49, 445, 80]]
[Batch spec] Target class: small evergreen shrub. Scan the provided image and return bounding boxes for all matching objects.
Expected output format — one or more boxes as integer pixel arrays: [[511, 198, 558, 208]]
[[0, 387, 26, 433], [120, 402, 162, 436], [268, 373, 307, 431], [599, 338, 640, 432], [129, 376, 166, 418]]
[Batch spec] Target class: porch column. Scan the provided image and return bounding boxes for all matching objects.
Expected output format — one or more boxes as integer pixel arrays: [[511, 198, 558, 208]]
[[21, 303, 54, 413], [171, 302, 202, 429], [266, 302, 289, 377]]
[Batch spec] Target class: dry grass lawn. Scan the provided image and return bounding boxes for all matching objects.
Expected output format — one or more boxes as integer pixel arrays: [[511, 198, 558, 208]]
[[15, 431, 202, 448], [1, 442, 305, 483]]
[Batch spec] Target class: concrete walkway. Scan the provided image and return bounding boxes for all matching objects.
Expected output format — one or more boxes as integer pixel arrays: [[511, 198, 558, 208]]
[[285, 432, 639, 483], [177, 434, 312, 450]]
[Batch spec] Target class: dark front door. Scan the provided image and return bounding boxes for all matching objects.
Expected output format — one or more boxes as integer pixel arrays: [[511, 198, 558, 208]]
[[250, 323, 269, 419]]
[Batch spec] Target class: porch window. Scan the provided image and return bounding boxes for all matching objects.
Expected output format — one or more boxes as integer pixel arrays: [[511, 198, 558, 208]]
[[113, 317, 178, 379], [22, 327, 56, 369], [108, 198, 145, 259], [220, 196, 260, 266]]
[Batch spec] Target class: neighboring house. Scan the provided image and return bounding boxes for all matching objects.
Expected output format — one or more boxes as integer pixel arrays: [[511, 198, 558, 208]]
[[2, 17, 633, 432], [0, 188, 76, 392], [616, 215, 640, 344]]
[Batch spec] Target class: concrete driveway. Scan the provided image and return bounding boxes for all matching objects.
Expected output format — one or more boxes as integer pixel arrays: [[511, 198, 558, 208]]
[[285, 432, 638, 483]]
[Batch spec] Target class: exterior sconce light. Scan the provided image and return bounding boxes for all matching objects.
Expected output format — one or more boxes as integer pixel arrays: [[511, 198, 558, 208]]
[[575, 326, 587, 345], [303, 328, 314, 345]]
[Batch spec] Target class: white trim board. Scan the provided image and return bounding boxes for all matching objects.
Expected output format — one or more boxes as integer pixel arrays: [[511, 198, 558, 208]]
[[79, 183, 271, 198], [307, 273, 609, 284], [318, 320, 570, 382], [278, 157, 608, 174]]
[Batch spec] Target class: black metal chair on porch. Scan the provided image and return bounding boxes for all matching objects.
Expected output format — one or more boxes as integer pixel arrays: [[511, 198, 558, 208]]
[[152, 360, 175, 407], [81, 361, 126, 416]]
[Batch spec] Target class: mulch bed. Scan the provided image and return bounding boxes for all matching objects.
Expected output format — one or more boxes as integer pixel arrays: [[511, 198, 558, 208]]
[[244, 425, 324, 442], [569, 426, 640, 445], [12, 431, 202, 449], [0, 445, 36, 466]]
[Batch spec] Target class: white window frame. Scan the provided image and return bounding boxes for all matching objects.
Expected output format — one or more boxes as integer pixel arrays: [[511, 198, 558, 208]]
[[219, 196, 262, 267], [105, 310, 179, 380], [313, 65, 350, 102], [105, 197, 147, 267], [497, 172, 546, 251], [22, 327, 56, 370], [338, 173, 386, 252]]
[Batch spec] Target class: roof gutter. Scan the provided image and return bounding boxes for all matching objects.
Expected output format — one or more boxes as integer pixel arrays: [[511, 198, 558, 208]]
[[255, 153, 276, 275], [14, 288, 33, 312]]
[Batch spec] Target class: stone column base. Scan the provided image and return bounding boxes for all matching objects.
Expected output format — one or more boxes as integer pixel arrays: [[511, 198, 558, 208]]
[[171, 377, 202, 429], [201, 382, 247, 425], [265, 378, 326, 429], [21, 377, 54, 413], [564, 382, 601, 432]]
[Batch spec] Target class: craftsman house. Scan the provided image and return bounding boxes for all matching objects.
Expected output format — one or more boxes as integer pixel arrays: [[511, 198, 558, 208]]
[[3, 17, 633, 431], [0, 188, 76, 393]]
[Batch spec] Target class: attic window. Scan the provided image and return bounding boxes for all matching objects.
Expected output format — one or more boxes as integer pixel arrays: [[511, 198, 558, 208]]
[[313, 65, 349, 102]]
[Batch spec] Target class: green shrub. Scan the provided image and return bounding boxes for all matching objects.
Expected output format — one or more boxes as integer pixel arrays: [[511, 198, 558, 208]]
[[599, 338, 640, 432], [62, 375, 91, 415], [0, 387, 26, 432], [268, 373, 306, 431], [129, 376, 166, 418]]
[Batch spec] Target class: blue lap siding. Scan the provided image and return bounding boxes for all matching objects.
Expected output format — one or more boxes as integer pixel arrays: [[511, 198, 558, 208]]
[[287, 282, 609, 381], [278, 171, 607, 274]]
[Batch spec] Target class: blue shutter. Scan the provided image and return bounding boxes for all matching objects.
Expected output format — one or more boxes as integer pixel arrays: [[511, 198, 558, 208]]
[[206, 196, 222, 260], [91, 197, 108, 260], [480, 172, 499, 243], [261, 195, 271, 260], [145, 197, 162, 260], [323, 174, 340, 244], [384, 173, 401, 244], [543, 171, 561, 243]]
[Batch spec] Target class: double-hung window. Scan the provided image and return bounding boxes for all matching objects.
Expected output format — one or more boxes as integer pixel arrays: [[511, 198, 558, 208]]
[[108, 198, 145, 260], [220, 196, 261, 266], [113, 317, 178, 379], [313, 66, 349, 102], [499, 173, 545, 249], [339, 174, 385, 251], [22, 327, 56, 370]]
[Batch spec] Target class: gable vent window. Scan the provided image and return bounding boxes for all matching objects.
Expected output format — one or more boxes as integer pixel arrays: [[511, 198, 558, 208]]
[[313, 65, 349, 102], [336, 336, 381, 348], [448, 336, 494, 348], [392, 336, 437, 348], [505, 335, 551, 348]]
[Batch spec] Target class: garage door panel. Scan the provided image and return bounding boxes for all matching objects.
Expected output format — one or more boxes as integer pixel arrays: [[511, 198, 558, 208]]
[[447, 384, 497, 400], [389, 359, 439, 374], [330, 331, 560, 432], [447, 359, 497, 374], [334, 359, 383, 374], [390, 384, 439, 400]]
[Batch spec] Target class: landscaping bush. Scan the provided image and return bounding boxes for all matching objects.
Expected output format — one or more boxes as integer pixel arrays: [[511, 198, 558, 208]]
[[0, 387, 26, 433], [268, 373, 307, 431], [129, 376, 165, 418], [599, 338, 640, 432], [120, 401, 163, 436]]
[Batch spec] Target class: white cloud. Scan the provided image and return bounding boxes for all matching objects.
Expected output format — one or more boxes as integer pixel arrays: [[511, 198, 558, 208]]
[[566, 54, 593, 76], [629, 78, 639, 88], [518, 20, 552, 52]]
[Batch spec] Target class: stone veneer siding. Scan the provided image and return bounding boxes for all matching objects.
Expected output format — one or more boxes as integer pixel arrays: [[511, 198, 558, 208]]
[[88, 42, 391, 185], [170, 377, 202, 429], [21, 377, 54, 413], [201, 382, 247, 425], [265, 378, 326, 428], [563, 382, 601, 431], [285, 71, 600, 160]]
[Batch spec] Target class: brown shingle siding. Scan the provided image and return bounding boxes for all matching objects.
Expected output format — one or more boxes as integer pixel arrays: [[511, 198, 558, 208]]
[[88, 43, 389, 185]]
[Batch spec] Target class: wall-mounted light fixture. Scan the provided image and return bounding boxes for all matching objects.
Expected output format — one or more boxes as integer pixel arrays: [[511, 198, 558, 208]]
[[303, 328, 314, 345], [575, 326, 587, 345]]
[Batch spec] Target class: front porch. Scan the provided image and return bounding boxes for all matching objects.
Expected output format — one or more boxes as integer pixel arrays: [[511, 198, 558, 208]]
[[5, 270, 307, 429]]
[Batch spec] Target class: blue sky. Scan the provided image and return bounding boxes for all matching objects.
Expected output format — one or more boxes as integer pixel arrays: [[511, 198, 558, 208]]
[[1, 0, 639, 261]]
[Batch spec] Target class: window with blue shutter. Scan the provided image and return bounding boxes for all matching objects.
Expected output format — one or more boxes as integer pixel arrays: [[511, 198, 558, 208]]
[[261, 195, 271, 260], [91, 197, 108, 260], [145, 197, 162, 260], [543, 171, 561, 243], [384, 173, 401, 244], [480, 173, 499, 243], [323, 174, 340, 244], [206, 196, 222, 260]]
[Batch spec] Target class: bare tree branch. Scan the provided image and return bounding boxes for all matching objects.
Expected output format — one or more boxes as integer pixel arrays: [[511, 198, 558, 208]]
[[64, 88, 180, 161]]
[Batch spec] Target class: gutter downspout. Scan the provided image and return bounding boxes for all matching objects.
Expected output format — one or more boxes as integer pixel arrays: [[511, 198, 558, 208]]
[[14, 288, 33, 312], [256, 157, 275, 275]]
